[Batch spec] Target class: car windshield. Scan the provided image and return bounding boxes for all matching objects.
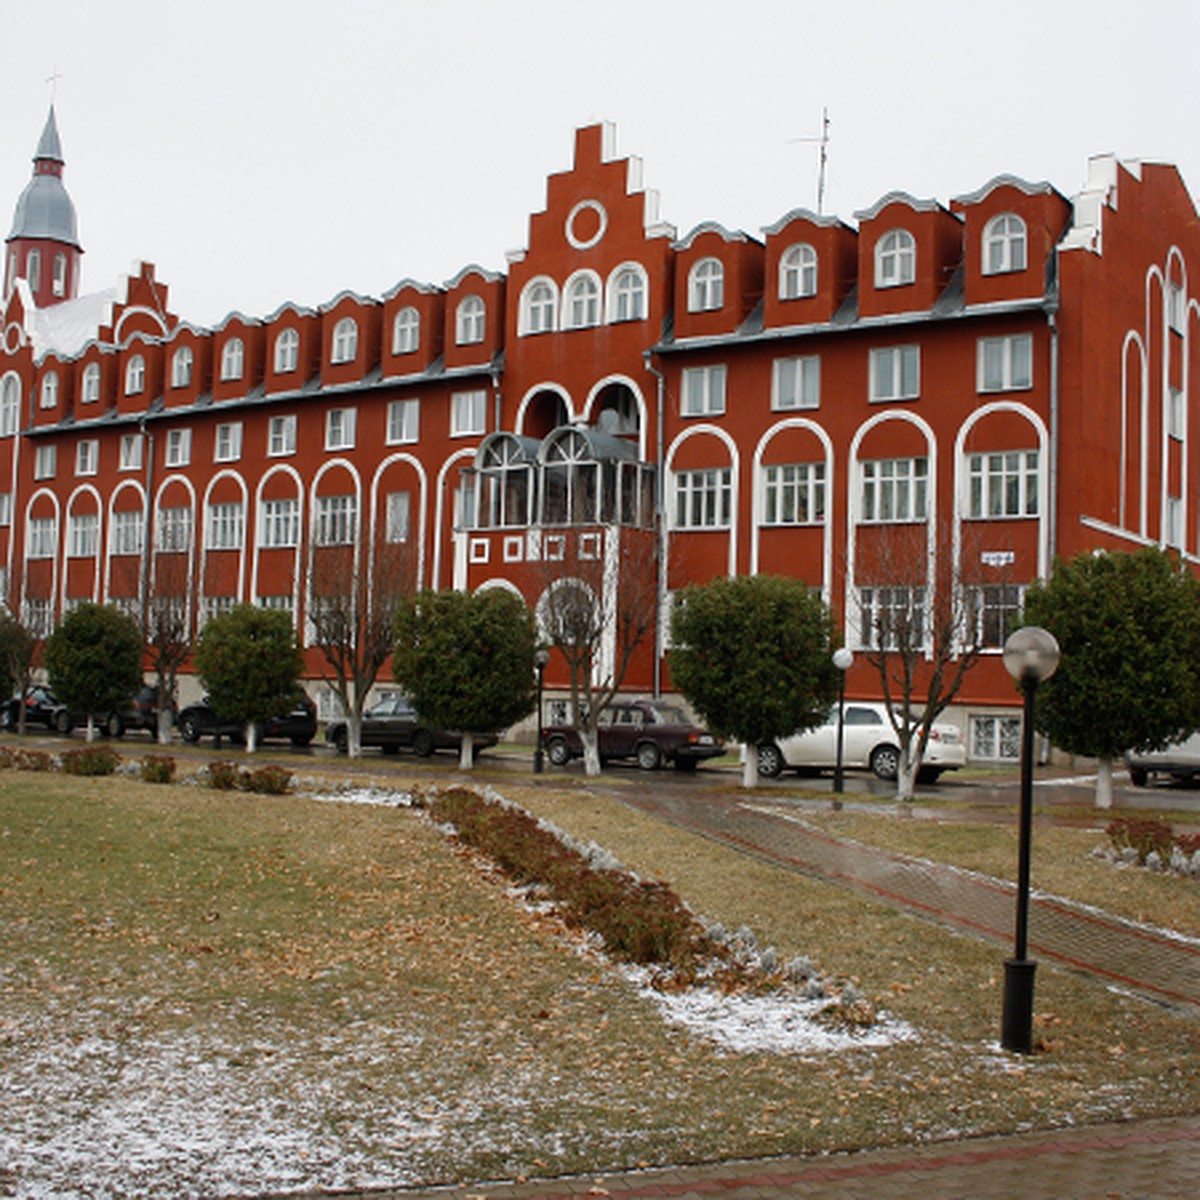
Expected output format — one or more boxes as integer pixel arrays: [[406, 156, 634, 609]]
[[647, 704, 688, 725]]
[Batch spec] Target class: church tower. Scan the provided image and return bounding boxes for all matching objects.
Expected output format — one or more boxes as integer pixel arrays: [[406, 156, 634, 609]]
[[4, 106, 83, 307]]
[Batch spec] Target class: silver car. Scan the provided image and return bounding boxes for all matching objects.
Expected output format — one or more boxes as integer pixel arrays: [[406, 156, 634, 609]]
[[1125, 732, 1200, 786]]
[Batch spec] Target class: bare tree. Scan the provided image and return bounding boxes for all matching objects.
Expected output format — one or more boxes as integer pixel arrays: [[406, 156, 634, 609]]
[[144, 554, 192, 743], [855, 523, 997, 800], [536, 526, 658, 775], [309, 538, 415, 757]]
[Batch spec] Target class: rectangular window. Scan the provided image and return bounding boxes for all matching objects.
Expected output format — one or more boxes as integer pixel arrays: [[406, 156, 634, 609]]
[[268, 414, 297, 457], [672, 467, 732, 529], [205, 502, 244, 551], [325, 407, 357, 451], [1169, 388, 1185, 440], [119, 433, 143, 471], [861, 457, 928, 522], [1169, 282, 1185, 334], [451, 389, 487, 437], [978, 335, 1033, 392], [165, 428, 192, 468], [386, 491, 411, 543], [762, 462, 825, 525], [967, 451, 1039, 518], [156, 506, 192, 552], [259, 498, 299, 548], [387, 398, 419, 444], [0, 492, 11, 527], [314, 494, 357, 545], [214, 422, 243, 463], [681, 365, 727, 417], [201, 595, 236, 628], [75, 439, 98, 477], [971, 714, 1023, 761], [859, 585, 925, 650], [68, 513, 99, 558], [1166, 494, 1183, 548], [966, 583, 1024, 648], [257, 594, 294, 617], [23, 597, 53, 637], [869, 345, 920, 402], [34, 444, 56, 480], [27, 516, 57, 559], [111, 509, 145, 556], [771, 356, 820, 410]]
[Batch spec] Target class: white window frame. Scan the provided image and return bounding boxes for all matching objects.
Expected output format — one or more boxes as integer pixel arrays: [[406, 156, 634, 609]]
[[521, 278, 557, 335], [53, 252, 67, 297], [67, 512, 100, 558], [681, 364, 727, 417], [451, 389, 487, 437], [967, 450, 1039, 519], [125, 354, 145, 396], [779, 242, 817, 299], [27, 248, 40, 292], [0, 492, 11, 527], [0, 377, 17, 436], [772, 356, 820, 410], [1169, 387, 1185, 440], [672, 467, 732, 529], [205, 501, 245, 551], [331, 317, 358, 364], [26, 516, 57, 559], [858, 585, 926, 650], [456, 295, 486, 345], [385, 491, 411, 543], [268, 414, 297, 457], [259, 498, 299, 548], [762, 462, 826, 525], [214, 422, 243, 463], [164, 428, 192, 468], [111, 509, 144, 556], [869, 345, 920, 402], [75, 439, 98, 477], [688, 258, 724, 312], [156, 506, 193, 553], [40, 372, 58, 409], [220, 337, 245, 382], [81, 363, 100, 405], [314, 494, 357, 546], [386, 398, 419, 445], [861, 456, 928, 523], [325, 407, 357, 451], [274, 328, 299, 374], [875, 228, 915, 288], [563, 272, 601, 329], [983, 213, 1027, 275], [978, 334, 1033, 393], [392, 306, 420, 354], [971, 713, 1023, 761], [119, 433, 143, 471], [609, 266, 647, 322], [34, 444, 56, 480], [965, 583, 1025, 649], [171, 346, 193, 389]]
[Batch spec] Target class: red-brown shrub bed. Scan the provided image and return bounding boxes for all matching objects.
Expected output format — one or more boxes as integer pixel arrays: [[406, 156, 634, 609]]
[[1104, 816, 1200, 876]]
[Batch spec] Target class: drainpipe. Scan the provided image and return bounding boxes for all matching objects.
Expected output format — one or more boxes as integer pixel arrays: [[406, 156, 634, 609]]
[[1047, 302, 1059, 569], [139, 418, 155, 621], [643, 349, 665, 699]]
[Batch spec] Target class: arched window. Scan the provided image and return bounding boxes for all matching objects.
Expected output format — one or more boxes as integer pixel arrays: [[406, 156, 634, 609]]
[[541, 428, 599, 525], [689, 257, 724, 311], [274, 328, 299, 373], [983, 213, 1027, 275], [40, 371, 58, 409], [125, 354, 145, 396], [779, 243, 818, 299], [564, 274, 600, 329], [876, 229, 915, 287], [522, 280, 557, 335], [0, 376, 19, 436], [392, 306, 420, 354], [610, 267, 646, 322], [81, 363, 100, 404], [456, 295, 486, 345], [171, 346, 193, 388], [478, 435, 533, 528], [220, 337, 244, 381], [26, 249, 40, 292], [332, 317, 358, 363], [53, 253, 67, 297]]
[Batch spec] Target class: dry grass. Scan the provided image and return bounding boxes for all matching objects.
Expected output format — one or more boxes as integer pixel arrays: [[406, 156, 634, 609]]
[[2, 766, 1199, 1193]]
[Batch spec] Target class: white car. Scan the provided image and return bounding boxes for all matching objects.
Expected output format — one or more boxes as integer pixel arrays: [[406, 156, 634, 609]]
[[756, 701, 967, 782], [1124, 732, 1200, 786]]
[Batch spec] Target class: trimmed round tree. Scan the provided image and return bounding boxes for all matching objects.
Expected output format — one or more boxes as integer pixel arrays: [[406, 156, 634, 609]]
[[44, 602, 143, 741], [193, 604, 303, 753], [670, 574, 839, 787], [394, 587, 537, 768], [1022, 547, 1200, 807]]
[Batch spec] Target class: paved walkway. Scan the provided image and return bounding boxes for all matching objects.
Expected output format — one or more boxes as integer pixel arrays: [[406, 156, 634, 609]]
[[282, 1116, 1200, 1199]]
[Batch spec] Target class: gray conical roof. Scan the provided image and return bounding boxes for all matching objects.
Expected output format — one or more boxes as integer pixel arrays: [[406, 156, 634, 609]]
[[6, 107, 80, 248]]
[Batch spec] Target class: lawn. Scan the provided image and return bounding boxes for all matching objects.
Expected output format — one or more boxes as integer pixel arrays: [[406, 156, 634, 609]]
[[2, 766, 1198, 1198]]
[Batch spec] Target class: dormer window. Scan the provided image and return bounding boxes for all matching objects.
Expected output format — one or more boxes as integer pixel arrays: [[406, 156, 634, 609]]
[[81, 363, 100, 404], [983, 213, 1027, 275], [274, 328, 299, 373], [125, 354, 145, 396], [610, 266, 647, 322], [780, 243, 818, 299], [171, 346, 193, 389], [393, 306, 420, 354], [456, 295, 486, 345], [40, 371, 58, 409], [876, 229, 915, 288], [221, 337, 244, 382], [522, 280, 557, 335], [689, 258, 724, 312], [332, 317, 358, 364], [564, 273, 600, 329]]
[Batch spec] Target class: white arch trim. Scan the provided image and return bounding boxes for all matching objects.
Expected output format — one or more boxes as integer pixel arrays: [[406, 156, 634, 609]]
[[102, 479, 148, 604], [514, 382, 576, 437], [582, 373, 650, 460], [19, 486, 62, 623], [663, 424, 741, 577], [250, 463, 306, 609], [369, 452, 430, 592], [61, 484, 105, 605]]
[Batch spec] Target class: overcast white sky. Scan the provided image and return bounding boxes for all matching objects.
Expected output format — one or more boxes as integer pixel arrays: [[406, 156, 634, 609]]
[[3, 0, 1197, 329]]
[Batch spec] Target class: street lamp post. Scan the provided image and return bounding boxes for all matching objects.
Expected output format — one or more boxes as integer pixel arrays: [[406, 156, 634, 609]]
[[1000, 625, 1061, 1054], [832, 647, 854, 798], [533, 646, 550, 774]]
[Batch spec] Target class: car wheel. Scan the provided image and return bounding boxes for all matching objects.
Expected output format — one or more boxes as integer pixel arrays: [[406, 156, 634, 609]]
[[636, 741, 661, 771], [546, 735, 571, 767], [54, 708, 73, 735], [757, 742, 785, 779], [179, 714, 201, 744], [105, 712, 125, 739], [1129, 766, 1148, 787], [411, 728, 434, 757], [870, 744, 900, 781], [332, 727, 348, 754]]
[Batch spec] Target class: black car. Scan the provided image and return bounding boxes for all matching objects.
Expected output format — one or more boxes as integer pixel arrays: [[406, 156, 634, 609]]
[[324, 694, 499, 756], [53, 684, 162, 738], [176, 693, 318, 746], [1, 685, 63, 732]]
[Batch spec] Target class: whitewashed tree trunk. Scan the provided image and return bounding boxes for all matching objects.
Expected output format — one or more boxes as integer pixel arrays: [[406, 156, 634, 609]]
[[85, 715, 96, 743], [580, 727, 602, 776], [157, 705, 174, 745], [347, 714, 363, 759], [894, 743, 919, 802], [1095, 754, 1114, 809], [741, 747, 760, 789], [245, 721, 258, 754], [458, 732, 475, 770]]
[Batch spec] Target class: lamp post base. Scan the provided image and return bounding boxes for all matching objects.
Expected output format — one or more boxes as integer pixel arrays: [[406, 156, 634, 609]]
[[1001, 957, 1037, 1053]]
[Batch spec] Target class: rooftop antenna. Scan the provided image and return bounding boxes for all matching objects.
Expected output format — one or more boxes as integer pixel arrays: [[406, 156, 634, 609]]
[[788, 107, 831, 215], [46, 65, 63, 103]]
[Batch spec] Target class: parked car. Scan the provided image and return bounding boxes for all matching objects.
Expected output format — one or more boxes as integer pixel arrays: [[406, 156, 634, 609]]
[[54, 684, 161, 738], [1, 684, 63, 732], [542, 698, 725, 771], [1125, 732, 1200, 786], [756, 701, 967, 782], [324, 694, 500, 756], [176, 693, 318, 746]]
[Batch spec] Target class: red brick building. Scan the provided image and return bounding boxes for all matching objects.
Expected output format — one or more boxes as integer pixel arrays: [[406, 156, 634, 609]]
[[2, 112, 1196, 761]]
